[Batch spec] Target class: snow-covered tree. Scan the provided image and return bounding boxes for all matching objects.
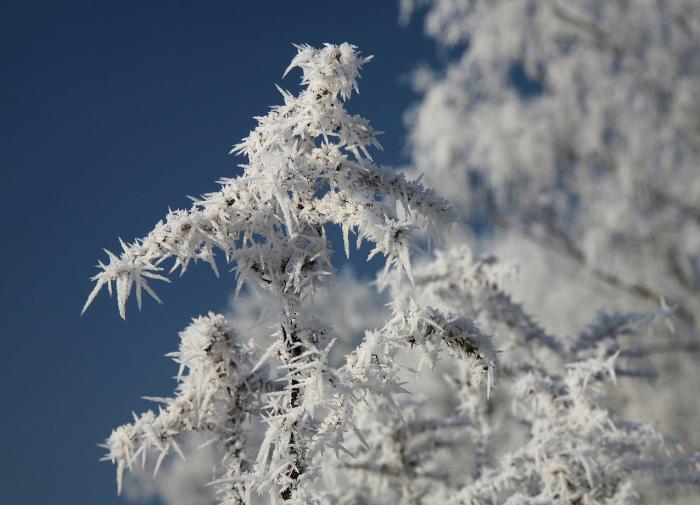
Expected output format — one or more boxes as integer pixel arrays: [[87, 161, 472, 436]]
[[400, 0, 700, 484], [84, 42, 699, 505], [400, 0, 700, 331]]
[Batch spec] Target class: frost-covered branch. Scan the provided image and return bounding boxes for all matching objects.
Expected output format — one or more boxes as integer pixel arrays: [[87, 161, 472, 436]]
[[102, 313, 263, 503], [83, 42, 453, 319], [345, 302, 496, 405], [456, 356, 696, 505]]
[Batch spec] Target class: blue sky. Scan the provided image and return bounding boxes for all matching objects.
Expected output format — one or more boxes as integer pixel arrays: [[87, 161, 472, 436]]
[[1, 2, 439, 504]]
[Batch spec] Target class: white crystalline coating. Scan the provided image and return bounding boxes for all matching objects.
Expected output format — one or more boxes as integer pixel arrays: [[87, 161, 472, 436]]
[[284, 43, 373, 102]]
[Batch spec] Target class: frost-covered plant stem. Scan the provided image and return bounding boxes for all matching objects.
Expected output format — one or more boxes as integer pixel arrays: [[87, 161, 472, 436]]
[[279, 301, 304, 500], [85, 43, 488, 504]]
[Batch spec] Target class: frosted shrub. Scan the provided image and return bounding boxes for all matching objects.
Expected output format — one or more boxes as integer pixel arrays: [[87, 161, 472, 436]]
[[84, 43, 494, 504]]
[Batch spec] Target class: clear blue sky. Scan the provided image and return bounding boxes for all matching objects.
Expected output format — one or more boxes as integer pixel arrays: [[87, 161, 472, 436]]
[[1, 2, 439, 504]]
